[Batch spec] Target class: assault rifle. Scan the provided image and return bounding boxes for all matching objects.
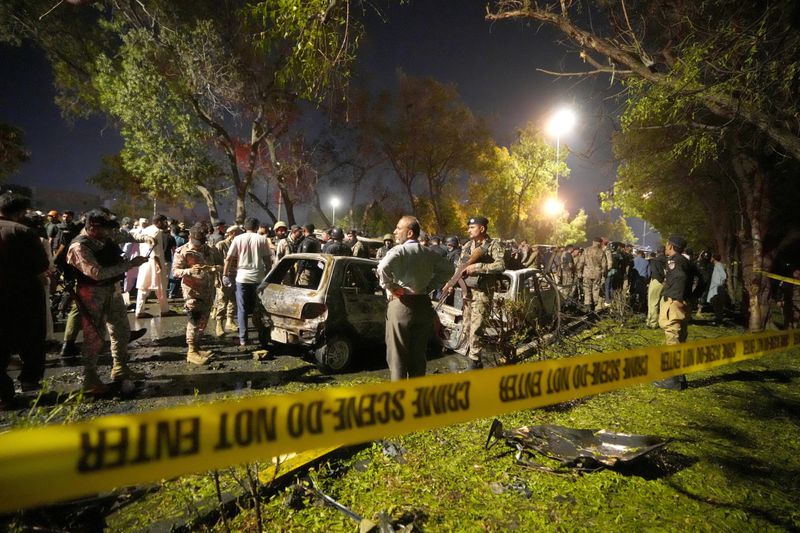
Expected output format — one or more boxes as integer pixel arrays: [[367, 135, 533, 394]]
[[434, 245, 484, 311]]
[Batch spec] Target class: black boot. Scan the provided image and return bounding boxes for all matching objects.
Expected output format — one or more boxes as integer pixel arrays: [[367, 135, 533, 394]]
[[60, 340, 80, 359]]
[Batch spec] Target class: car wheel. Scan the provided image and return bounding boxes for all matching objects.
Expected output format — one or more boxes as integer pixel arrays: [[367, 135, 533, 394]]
[[315, 334, 354, 374]]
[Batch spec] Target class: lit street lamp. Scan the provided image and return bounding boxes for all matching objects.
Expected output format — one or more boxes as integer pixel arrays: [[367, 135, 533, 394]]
[[543, 197, 565, 218], [546, 108, 576, 189], [330, 196, 340, 226]]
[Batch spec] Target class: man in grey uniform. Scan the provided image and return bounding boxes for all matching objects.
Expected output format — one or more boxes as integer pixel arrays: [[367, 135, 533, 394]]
[[377, 216, 453, 381]]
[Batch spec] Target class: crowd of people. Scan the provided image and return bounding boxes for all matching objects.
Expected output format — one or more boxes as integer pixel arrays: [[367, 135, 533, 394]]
[[2, 190, 798, 405]]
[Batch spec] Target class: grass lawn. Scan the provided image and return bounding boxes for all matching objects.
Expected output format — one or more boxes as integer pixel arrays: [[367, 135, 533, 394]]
[[226, 319, 800, 532]]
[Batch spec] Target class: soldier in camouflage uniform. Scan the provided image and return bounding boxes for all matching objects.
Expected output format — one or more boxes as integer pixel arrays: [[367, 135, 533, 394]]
[[172, 224, 220, 365], [213, 225, 241, 337], [376, 233, 394, 260], [581, 237, 608, 311], [66, 210, 151, 393], [459, 216, 505, 370]]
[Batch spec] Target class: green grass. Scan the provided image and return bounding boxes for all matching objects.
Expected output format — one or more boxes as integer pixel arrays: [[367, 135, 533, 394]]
[[228, 318, 800, 531], [101, 317, 800, 531]]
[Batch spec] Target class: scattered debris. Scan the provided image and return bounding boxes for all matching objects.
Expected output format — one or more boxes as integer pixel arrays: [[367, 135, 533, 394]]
[[252, 350, 271, 361], [381, 441, 407, 464], [486, 419, 668, 472]]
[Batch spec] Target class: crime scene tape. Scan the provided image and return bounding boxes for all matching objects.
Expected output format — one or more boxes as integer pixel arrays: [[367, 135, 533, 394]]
[[754, 270, 800, 286], [0, 328, 797, 512]]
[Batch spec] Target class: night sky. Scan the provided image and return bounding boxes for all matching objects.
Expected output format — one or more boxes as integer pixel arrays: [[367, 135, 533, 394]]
[[0, 0, 631, 236]]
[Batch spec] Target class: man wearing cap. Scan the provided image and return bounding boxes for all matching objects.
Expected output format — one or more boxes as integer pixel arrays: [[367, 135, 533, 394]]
[[276, 224, 303, 261], [459, 216, 505, 370], [655, 234, 691, 390], [45, 210, 60, 249], [173, 224, 221, 364], [213, 224, 242, 336], [66, 209, 150, 392], [581, 237, 608, 311], [207, 220, 226, 247], [376, 233, 394, 260], [378, 216, 453, 380]]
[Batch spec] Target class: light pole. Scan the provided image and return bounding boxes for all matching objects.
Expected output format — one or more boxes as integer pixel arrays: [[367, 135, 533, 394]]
[[330, 196, 340, 226], [546, 108, 576, 189]]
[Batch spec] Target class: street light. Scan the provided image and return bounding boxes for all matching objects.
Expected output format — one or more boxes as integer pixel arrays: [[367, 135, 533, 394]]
[[546, 108, 576, 188], [330, 196, 340, 226], [543, 197, 565, 218]]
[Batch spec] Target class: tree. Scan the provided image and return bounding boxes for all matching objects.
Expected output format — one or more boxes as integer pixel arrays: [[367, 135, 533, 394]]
[[3, 0, 363, 221], [368, 71, 494, 234], [468, 126, 565, 240], [486, 0, 800, 330], [585, 211, 635, 244], [486, 1, 800, 162], [551, 209, 587, 246], [0, 123, 29, 181]]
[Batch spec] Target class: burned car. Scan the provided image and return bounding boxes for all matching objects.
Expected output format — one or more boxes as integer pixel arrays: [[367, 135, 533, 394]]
[[258, 253, 388, 373], [435, 268, 560, 354]]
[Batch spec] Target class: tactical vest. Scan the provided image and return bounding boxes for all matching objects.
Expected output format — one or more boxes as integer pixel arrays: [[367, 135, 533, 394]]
[[71, 234, 124, 286]]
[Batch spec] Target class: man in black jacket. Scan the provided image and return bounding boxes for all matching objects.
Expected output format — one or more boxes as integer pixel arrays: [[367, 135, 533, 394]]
[[655, 235, 690, 390]]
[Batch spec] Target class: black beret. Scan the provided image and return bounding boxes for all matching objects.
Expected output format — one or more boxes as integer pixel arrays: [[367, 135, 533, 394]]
[[667, 234, 687, 251], [468, 216, 489, 227]]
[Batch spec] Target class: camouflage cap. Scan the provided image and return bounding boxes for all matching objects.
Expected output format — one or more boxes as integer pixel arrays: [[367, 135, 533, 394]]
[[468, 216, 489, 227], [273, 221, 288, 230], [382, 233, 393, 241]]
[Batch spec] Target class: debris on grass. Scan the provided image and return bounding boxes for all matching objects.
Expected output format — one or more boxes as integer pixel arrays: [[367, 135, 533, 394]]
[[486, 418, 668, 472]]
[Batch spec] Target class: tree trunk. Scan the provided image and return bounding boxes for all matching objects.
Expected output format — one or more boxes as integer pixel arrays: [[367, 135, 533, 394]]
[[247, 192, 278, 224], [235, 185, 247, 223], [195, 185, 219, 223], [732, 154, 771, 332]]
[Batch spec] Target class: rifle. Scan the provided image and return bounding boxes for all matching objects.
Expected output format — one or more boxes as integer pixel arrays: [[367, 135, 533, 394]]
[[434, 245, 485, 311]]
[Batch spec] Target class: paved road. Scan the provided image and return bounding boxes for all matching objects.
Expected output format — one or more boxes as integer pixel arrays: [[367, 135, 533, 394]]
[[1, 299, 468, 424]]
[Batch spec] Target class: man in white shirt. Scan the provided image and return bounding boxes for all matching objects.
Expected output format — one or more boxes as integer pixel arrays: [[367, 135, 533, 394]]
[[224, 217, 272, 347], [377, 215, 454, 381]]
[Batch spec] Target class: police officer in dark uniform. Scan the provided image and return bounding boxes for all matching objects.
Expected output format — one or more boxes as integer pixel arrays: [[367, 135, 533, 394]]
[[322, 227, 352, 256], [655, 234, 691, 390]]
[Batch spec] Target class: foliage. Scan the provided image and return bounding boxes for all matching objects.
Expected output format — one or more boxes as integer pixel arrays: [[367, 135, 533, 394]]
[[368, 71, 495, 235], [585, 211, 635, 244], [0, 122, 29, 181], [2, 0, 364, 220], [469, 126, 565, 240], [550, 208, 587, 246]]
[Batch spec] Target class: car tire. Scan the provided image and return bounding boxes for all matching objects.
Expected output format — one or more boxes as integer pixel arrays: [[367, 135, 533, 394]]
[[315, 334, 354, 374]]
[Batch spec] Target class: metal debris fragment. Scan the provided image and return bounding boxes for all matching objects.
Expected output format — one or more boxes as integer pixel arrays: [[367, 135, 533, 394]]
[[486, 419, 667, 472]]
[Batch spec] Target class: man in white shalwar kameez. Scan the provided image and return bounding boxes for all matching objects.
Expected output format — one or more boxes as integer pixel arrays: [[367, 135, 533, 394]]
[[135, 215, 172, 318]]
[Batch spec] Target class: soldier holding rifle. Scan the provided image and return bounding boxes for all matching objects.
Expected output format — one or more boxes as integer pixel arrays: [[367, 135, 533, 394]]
[[458, 216, 505, 370]]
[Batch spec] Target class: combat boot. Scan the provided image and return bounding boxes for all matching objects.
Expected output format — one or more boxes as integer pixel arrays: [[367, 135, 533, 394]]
[[111, 361, 146, 382], [60, 340, 80, 359], [186, 343, 213, 365], [215, 320, 225, 338], [225, 318, 238, 333], [82, 367, 109, 396]]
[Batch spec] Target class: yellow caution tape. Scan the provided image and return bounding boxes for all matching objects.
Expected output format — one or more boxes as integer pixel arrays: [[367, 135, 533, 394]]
[[754, 270, 800, 286], [0, 329, 797, 512]]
